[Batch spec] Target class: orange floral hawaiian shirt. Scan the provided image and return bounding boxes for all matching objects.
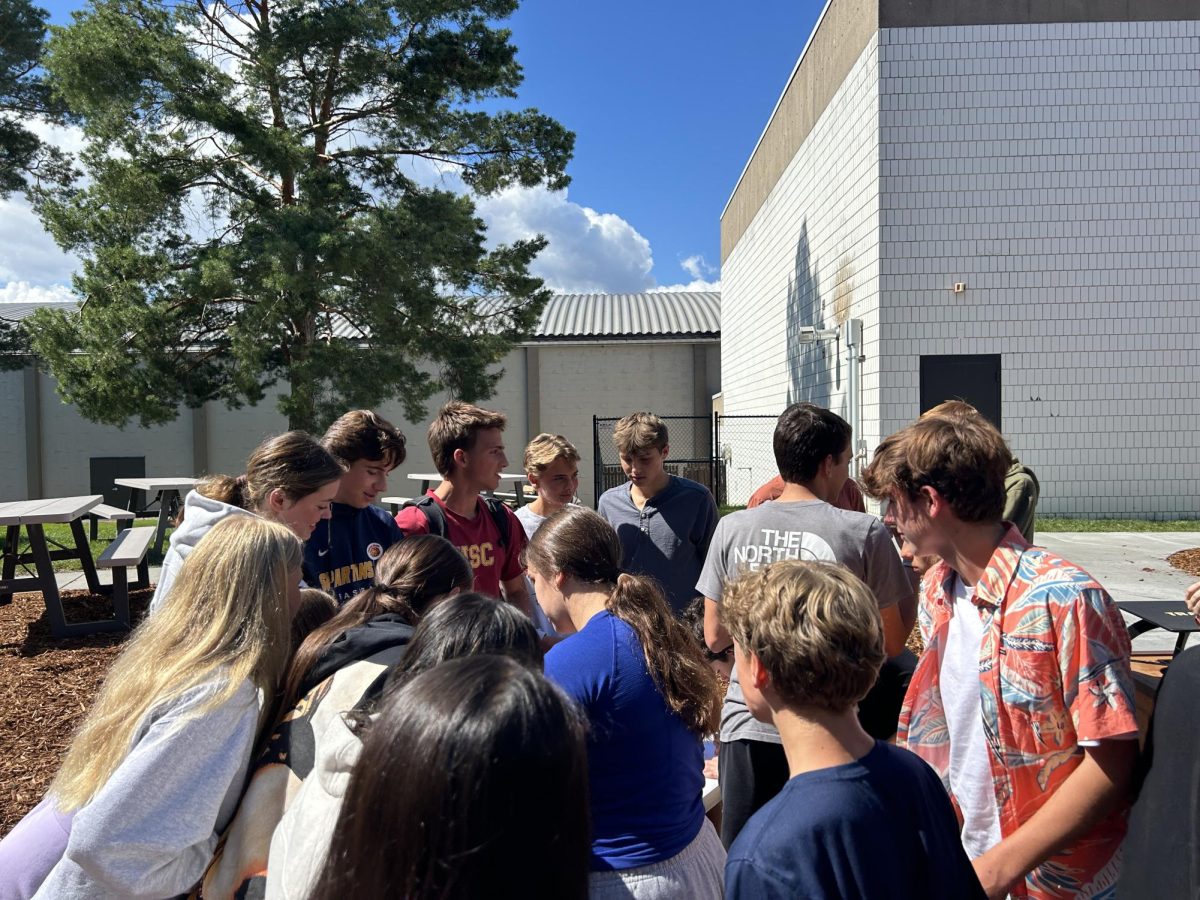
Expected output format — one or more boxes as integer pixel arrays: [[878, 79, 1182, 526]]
[[898, 526, 1137, 900]]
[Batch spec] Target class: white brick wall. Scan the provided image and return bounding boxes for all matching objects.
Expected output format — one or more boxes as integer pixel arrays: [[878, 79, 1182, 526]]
[[878, 20, 1200, 518], [721, 36, 883, 498]]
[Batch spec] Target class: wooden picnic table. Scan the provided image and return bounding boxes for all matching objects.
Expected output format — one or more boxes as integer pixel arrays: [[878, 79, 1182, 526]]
[[404, 472, 529, 508], [0, 494, 116, 637], [115, 477, 197, 558]]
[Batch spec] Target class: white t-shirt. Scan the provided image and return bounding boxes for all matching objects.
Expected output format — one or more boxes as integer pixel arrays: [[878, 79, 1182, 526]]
[[940, 574, 1003, 859], [514, 504, 555, 636]]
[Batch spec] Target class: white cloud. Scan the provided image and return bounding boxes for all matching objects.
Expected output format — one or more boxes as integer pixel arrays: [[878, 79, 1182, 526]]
[[0, 193, 80, 292], [648, 277, 721, 293], [680, 254, 718, 281], [477, 186, 656, 293], [0, 281, 74, 303]]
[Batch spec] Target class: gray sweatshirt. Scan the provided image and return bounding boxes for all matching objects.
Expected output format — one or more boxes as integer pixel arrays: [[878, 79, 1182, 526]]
[[33, 678, 260, 900], [264, 712, 364, 900], [151, 492, 255, 612]]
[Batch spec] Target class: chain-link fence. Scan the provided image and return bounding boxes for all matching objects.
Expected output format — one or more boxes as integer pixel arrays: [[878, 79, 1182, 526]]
[[591, 415, 717, 506], [714, 415, 779, 507]]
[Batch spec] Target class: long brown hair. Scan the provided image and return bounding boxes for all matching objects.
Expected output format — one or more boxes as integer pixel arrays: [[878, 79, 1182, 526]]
[[281, 535, 473, 710], [525, 506, 720, 735], [199, 430, 346, 511]]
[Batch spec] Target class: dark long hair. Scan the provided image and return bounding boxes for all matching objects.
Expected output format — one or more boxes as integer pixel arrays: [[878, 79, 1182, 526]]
[[282, 535, 473, 711], [350, 591, 544, 723], [310, 656, 590, 900], [525, 505, 720, 735]]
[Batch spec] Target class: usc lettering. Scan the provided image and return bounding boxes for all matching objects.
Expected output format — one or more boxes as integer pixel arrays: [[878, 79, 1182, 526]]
[[460, 543, 495, 570], [318, 560, 377, 591]]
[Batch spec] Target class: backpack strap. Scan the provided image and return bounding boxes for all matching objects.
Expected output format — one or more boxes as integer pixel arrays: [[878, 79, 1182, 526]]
[[482, 497, 510, 550], [403, 495, 509, 549], [401, 495, 448, 538]]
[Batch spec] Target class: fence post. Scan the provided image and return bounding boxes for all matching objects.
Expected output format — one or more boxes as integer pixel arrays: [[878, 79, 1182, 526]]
[[592, 415, 602, 510]]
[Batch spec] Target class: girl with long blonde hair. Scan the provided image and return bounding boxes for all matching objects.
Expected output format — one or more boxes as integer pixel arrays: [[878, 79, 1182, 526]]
[[0, 516, 301, 899]]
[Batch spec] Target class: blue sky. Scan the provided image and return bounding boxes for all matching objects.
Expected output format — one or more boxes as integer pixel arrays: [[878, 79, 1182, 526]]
[[1, 0, 828, 299]]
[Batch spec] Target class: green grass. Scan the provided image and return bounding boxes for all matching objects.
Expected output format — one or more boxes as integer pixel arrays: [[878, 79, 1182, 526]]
[[718, 504, 746, 517], [1036, 517, 1200, 533], [14, 519, 173, 573]]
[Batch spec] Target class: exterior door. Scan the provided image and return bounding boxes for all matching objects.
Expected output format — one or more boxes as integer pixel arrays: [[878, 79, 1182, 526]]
[[919, 354, 1002, 429]]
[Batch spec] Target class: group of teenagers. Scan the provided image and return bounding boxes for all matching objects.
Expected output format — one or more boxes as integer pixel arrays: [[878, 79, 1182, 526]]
[[0, 396, 1174, 899]]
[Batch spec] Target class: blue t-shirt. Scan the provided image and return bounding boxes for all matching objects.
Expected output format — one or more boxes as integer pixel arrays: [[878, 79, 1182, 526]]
[[545, 609, 705, 871], [597, 475, 718, 614], [303, 503, 404, 604], [726, 741, 985, 900]]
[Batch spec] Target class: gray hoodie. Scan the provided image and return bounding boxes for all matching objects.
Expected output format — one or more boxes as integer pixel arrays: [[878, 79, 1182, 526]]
[[264, 711, 364, 900], [150, 491, 255, 612], [33, 678, 261, 900]]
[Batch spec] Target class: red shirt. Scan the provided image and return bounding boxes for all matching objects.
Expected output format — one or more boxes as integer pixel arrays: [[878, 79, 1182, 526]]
[[746, 475, 866, 512], [394, 491, 527, 598]]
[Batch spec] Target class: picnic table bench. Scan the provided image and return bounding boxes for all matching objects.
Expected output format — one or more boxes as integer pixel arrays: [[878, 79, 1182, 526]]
[[1118, 599, 1200, 657], [0, 495, 118, 637], [87, 502, 137, 540], [94, 526, 155, 630], [115, 476, 197, 558]]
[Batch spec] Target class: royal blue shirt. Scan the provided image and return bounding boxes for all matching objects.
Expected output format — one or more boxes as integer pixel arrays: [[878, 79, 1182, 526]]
[[545, 610, 705, 871], [303, 503, 404, 604], [726, 741, 985, 900]]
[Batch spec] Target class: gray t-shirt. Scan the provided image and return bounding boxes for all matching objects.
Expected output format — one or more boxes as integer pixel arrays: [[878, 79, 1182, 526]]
[[696, 499, 910, 744]]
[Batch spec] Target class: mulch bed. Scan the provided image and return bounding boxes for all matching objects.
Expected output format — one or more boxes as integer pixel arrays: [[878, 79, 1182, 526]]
[[0, 589, 150, 834], [1167, 548, 1200, 579]]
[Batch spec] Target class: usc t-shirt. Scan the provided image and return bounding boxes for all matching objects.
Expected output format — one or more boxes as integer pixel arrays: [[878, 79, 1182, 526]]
[[394, 491, 526, 598]]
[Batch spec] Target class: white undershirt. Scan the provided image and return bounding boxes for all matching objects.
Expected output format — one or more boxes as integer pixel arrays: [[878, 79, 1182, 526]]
[[940, 573, 1004, 859]]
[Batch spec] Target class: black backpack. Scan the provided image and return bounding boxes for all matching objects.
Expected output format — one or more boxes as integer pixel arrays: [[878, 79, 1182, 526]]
[[403, 494, 510, 549]]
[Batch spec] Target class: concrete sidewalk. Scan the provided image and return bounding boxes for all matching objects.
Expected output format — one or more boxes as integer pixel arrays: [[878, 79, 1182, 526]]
[[55, 566, 163, 592], [1037, 532, 1196, 653]]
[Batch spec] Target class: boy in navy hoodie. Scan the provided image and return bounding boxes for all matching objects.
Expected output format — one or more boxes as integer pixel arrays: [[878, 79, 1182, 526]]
[[305, 410, 407, 603]]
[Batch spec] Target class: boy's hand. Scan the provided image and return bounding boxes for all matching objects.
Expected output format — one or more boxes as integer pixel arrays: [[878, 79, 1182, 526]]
[[1186, 580, 1200, 622]]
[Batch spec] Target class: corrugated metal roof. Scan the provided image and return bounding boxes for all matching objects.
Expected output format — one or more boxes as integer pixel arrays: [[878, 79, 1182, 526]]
[[534, 292, 719, 340], [0, 301, 77, 322], [0, 291, 721, 341]]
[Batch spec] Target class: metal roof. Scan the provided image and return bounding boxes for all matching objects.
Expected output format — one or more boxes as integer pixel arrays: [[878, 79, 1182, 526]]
[[534, 292, 719, 340], [0, 301, 78, 322], [0, 291, 721, 342]]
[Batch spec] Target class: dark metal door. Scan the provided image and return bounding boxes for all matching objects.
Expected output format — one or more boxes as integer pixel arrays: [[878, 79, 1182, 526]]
[[919, 354, 1002, 429]]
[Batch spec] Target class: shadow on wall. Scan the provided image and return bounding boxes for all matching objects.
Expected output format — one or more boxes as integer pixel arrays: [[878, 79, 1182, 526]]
[[785, 221, 839, 409]]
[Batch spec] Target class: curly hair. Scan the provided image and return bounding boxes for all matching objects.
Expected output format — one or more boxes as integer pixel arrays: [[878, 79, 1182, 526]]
[[720, 560, 884, 713]]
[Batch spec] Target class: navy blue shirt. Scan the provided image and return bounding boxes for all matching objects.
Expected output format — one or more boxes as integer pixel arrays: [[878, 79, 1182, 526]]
[[726, 741, 984, 900], [303, 503, 404, 604], [545, 610, 705, 871], [597, 475, 718, 614]]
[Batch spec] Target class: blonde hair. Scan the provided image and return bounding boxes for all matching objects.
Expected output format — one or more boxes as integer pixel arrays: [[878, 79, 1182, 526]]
[[427, 401, 507, 477], [720, 560, 884, 713], [51, 516, 301, 811], [612, 412, 668, 456], [523, 433, 580, 478]]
